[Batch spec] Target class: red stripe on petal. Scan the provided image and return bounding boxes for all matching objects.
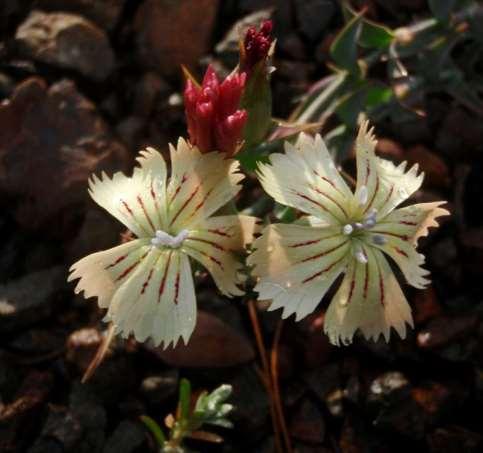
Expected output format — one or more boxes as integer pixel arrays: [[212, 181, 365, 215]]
[[170, 174, 188, 204], [114, 250, 149, 282], [208, 228, 232, 238], [310, 185, 348, 217], [188, 237, 226, 251], [174, 271, 180, 305], [299, 240, 348, 263], [375, 258, 385, 306], [289, 238, 321, 248], [365, 159, 371, 185], [185, 245, 224, 270], [105, 254, 128, 269], [302, 255, 346, 284], [347, 265, 356, 304], [158, 252, 172, 302], [141, 268, 154, 294], [121, 200, 135, 218], [137, 195, 155, 231], [294, 192, 329, 212], [394, 247, 409, 257], [382, 184, 394, 207], [363, 261, 369, 299], [363, 176, 379, 214], [169, 185, 200, 226], [313, 170, 344, 196]]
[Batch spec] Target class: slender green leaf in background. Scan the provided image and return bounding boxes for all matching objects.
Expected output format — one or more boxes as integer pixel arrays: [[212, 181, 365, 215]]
[[360, 19, 394, 49], [179, 378, 192, 420], [140, 415, 166, 448], [330, 13, 362, 75], [343, 3, 394, 49]]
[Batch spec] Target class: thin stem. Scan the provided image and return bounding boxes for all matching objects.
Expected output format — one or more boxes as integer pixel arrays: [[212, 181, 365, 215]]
[[270, 319, 293, 453], [82, 323, 116, 383], [247, 300, 284, 453]]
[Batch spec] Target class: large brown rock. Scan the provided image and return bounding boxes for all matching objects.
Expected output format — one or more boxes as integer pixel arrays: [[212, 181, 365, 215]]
[[134, 0, 219, 78], [0, 266, 65, 334], [151, 310, 255, 367], [33, 0, 124, 31], [0, 77, 129, 231], [15, 11, 115, 81]]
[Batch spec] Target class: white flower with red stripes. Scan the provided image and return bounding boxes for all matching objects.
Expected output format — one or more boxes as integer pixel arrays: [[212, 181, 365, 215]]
[[69, 139, 258, 348], [248, 121, 449, 346]]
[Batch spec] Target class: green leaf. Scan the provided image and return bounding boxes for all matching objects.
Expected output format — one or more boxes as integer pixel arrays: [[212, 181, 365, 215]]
[[428, 0, 457, 22], [360, 19, 394, 49], [179, 378, 192, 421], [343, 3, 394, 49], [140, 415, 166, 448], [330, 13, 362, 74], [295, 72, 348, 124], [365, 84, 393, 108], [335, 88, 367, 127]]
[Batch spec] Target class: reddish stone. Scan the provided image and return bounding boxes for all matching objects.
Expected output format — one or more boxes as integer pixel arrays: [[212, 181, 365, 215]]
[[412, 287, 443, 325], [15, 11, 114, 81], [0, 77, 129, 231], [406, 144, 450, 188], [135, 0, 219, 78], [151, 310, 255, 367]]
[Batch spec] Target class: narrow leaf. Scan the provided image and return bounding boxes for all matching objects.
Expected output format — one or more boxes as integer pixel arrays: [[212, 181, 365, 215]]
[[330, 13, 362, 74], [360, 19, 394, 49], [140, 415, 166, 447], [179, 378, 192, 420]]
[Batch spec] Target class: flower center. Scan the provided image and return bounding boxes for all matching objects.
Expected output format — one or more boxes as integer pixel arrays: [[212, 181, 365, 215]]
[[342, 208, 378, 236], [341, 208, 387, 264], [151, 229, 189, 249]]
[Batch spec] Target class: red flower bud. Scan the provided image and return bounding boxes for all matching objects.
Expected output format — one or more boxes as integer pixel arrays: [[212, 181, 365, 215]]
[[184, 65, 247, 155], [243, 20, 273, 72]]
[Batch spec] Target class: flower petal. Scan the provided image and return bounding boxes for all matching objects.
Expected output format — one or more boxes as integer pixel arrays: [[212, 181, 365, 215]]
[[257, 133, 353, 224], [182, 217, 256, 298], [88, 147, 168, 237], [68, 239, 151, 309], [354, 120, 424, 217], [324, 246, 413, 346], [248, 224, 350, 320], [166, 138, 244, 231], [367, 201, 449, 288], [106, 249, 197, 348]]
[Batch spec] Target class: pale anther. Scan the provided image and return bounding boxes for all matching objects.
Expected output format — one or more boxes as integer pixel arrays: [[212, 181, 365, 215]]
[[342, 224, 353, 235], [152, 229, 189, 249], [372, 234, 387, 246], [358, 185, 368, 206], [354, 247, 368, 264]]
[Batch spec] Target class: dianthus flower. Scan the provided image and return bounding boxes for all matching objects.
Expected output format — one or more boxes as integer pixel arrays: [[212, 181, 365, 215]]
[[184, 65, 247, 156], [69, 140, 258, 347], [248, 122, 449, 346]]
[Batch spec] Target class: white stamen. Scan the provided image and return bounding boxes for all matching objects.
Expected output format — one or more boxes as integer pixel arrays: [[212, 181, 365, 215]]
[[152, 229, 189, 249], [358, 185, 368, 206], [342, 224, 353, 235], [354, 247, 368, 264], [364, 218, 376, 228], [372, 234, 387, 246], [354, 222, 364, 230]]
